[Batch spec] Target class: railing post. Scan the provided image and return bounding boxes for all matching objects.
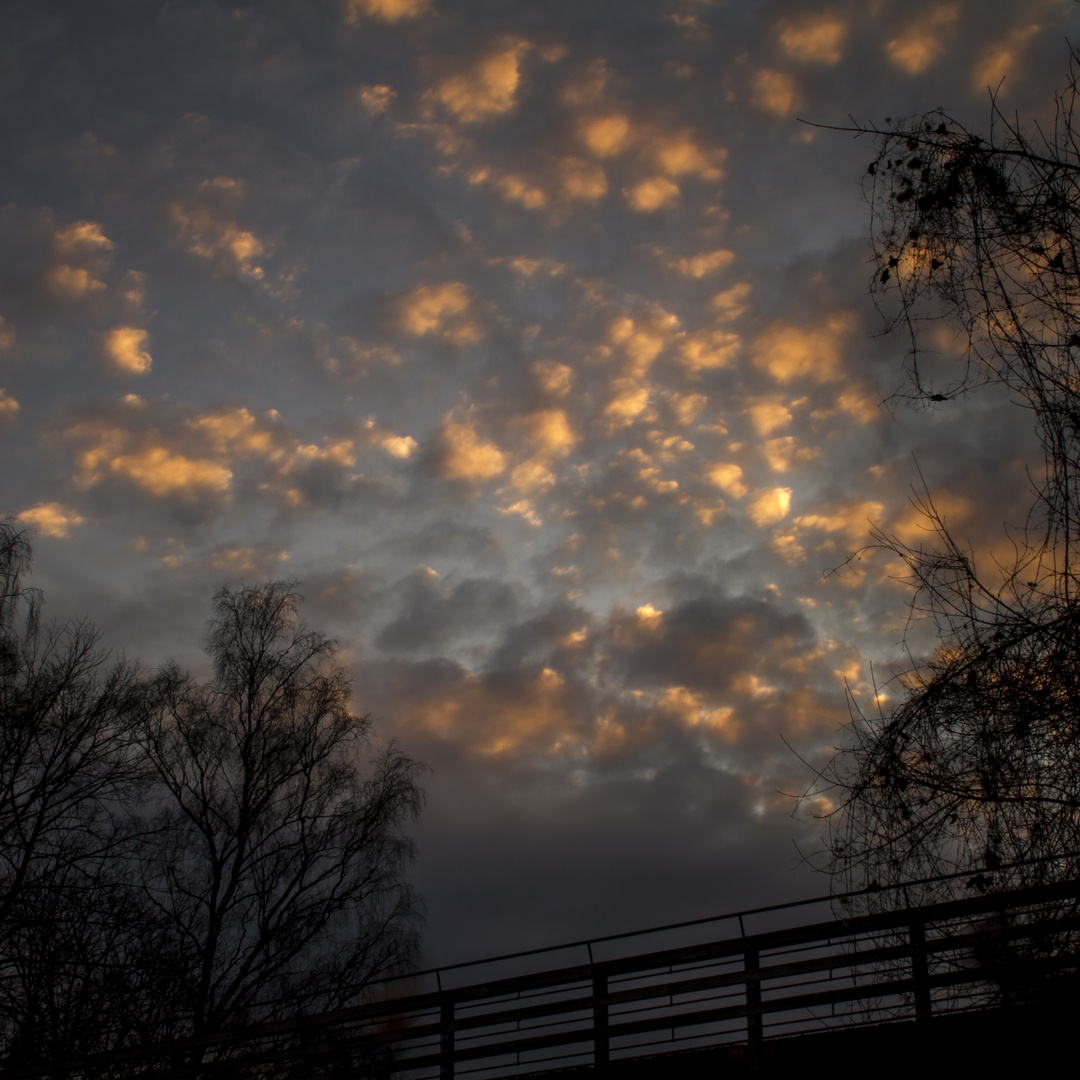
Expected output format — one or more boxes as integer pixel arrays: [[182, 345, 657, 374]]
[[909, 918, 932, 1025], [440, 998, 455, 1080], [593, 966, 609, 1073], [744, 943, 763, 1072]]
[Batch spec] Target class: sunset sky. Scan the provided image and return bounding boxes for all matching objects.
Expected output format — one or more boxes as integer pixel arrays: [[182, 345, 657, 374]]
[[3, 0, 1077, 970]]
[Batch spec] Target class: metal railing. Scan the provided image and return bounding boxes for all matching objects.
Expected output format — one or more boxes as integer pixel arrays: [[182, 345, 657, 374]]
[[11, 875, 1080, 1078]]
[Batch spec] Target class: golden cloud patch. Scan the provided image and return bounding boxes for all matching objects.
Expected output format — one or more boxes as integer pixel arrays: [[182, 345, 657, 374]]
[[427, 40, 527, 123], [438, 418, 506, 482], [343, 0, 428, 22], [103, 327, 152, 375], [752, 312, 856, 383], [399, 282, 484, 343], [886, 4, 958, 75], [16, 502, 85, 538], [169, 179, 267, 280], [778, 15, 846, 64]]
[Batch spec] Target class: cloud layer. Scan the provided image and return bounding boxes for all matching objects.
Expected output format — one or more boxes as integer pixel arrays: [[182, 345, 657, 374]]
[[0, 0, 1073, 964]]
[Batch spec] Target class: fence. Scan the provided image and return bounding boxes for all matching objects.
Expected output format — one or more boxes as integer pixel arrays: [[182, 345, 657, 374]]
[[12, 877, 1080, 1078]]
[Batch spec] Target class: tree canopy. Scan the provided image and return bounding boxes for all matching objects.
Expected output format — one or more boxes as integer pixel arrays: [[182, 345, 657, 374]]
[[818, 54, 1080, 903], [0, 522, 425, 1070]]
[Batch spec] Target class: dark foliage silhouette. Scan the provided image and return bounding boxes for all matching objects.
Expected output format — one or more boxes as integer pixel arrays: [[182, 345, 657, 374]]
[[815, 54, 1080, 907], [137, 581, 426, 1048], [0, 524, 425, 1071]]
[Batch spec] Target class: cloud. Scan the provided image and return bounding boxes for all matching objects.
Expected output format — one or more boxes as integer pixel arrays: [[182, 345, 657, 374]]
[[793, 500, 886, 545], [712, 283, 752, 321], [708, 463, 747, 499], [753, 69, 799, 116], [746, 398, 792, 436], [0, 389, 17, 429], [426, 40, 528, 123], [358, 84, 397, 114], [777, 15, 847, 64], [436, 417, 507, 483], [666, 249, 735, 278], [398, 282, 484, 343], [0, 316, 13, 350], [102, 327, 152, 375], [91, 441, 233, 499], [886, 4, 959, 75], [972, 24, 1041, 90], [654, 133, 725, 180], [578, 114, 631, 157], [43, 265, 106, 298], [752, 313, 856, 383], [58, 401, 383, 514], [558, 158, 608, 202], [624, 177, 681, 211], [15, 502, 85, 538], [748, 487, 791, 527], [53, 221, 113, 257], [678, 328, 740, 372], [343, 0, 429, 22], [509, 409, 577, 493], [169, 178, 266, 280]]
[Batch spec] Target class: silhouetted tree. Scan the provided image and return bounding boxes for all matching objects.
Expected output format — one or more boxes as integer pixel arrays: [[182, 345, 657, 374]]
[[818, 55, 1080, 905], [136, 581, 425, 1051], [0, 520, 156, 1068], [1, 531, 426, 1073]]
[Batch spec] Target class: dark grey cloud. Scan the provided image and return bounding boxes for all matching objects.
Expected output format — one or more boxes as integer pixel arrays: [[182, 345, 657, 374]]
[[3, 0, 1078, 969]]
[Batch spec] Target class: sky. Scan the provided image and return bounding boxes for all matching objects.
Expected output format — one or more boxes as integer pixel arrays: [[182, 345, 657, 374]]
[[2, 0, 1077, 972]]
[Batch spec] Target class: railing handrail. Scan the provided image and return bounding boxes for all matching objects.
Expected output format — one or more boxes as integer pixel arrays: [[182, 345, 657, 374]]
[[8, 868, 1080, 1079]]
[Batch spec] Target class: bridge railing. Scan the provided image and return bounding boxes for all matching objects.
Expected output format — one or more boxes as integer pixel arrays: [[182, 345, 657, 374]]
[[11, 877, 1080, 1078]]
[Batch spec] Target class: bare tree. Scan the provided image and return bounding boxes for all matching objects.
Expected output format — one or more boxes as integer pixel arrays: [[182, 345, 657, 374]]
[[137, 581, 425, 1047], [0, 521, 154, 1068], [816, 55, 1080, 904]]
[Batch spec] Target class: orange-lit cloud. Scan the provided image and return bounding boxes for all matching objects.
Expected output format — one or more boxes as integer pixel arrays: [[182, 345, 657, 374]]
[[886, 4, 959, 75], [509, 409, 576, 493], [712, 282, 752, 321], [609, 309, 680, 375], [678, 328, 740, 372], [398, 282, 484, 343], [659, 685, 739, 740], [778, 15, 847, 64], [578, 113, 631, 157], [44, 266, 106, 298], [343, 0, 429, 22], [169, 178, 266, 280], [753, 69, 799, 116], [89, 439, 232, 499], [972, 24, 1041, 90], [358, 84, 397, 113], [534, 361, 575, 397], [53, 221, 113, 256], [666, 248, 735, 278], [746, 397, 792, 436], [625, 177, 680, 211], [0, 389, 18, 428], [794, 500, 886, 543], [748, 487, 791, 527], [752, 313, 856, 383], [603, 378, 653, 426], [426, 39, 528, 123], [654, 132, 724, 180], [558, 157, 608, 202], [103, 327, 152, 375], [707, 462, 747, 499], [16, 502, 85, 538], [438, 417, 506, 483]]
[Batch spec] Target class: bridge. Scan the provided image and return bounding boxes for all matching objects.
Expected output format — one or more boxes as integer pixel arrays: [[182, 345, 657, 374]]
[[15, 874, 1080, 1077]]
